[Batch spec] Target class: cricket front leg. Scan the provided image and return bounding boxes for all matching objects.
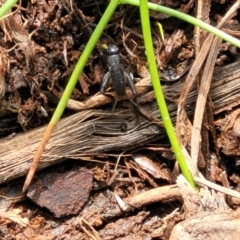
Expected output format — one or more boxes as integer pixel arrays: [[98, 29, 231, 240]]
[[100, 72, 110, 94], [100, 72, 118, 113]]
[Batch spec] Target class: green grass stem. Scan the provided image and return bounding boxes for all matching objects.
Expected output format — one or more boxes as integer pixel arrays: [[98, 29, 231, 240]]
[[0, 0, 18, 19], [121, 0, 240, 48], [139, 0, 196, 189]]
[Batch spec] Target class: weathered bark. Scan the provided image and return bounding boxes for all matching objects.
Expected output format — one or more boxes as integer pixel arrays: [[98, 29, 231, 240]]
[[0, 61, 240, 184]]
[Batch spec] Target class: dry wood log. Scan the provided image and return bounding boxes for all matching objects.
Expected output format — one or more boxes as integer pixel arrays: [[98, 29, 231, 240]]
[[1, 61, 240, 184]]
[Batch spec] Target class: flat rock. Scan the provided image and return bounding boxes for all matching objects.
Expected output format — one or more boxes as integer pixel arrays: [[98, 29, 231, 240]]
[[27, 168, 93, 217], [170, 210, 240, 240]]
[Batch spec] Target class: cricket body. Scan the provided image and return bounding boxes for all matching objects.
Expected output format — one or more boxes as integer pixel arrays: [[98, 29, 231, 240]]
[[100, 44, 137, 112]]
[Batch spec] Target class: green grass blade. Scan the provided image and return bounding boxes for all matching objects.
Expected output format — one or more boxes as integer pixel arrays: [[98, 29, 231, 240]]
[[22, 0, 120, 192], [121, 0, 240, 48], [0, 0, 18, 19], [139, 0, 196, 188]]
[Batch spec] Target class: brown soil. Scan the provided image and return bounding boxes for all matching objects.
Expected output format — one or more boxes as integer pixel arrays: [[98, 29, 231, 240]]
[[1, 0, 240, 239]]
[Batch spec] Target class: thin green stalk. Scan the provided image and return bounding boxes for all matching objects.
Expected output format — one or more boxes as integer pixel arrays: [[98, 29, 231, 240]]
[[121, 0, 240, 48], [22, 0, 120, 192], [0, 0, 18, 19], [139, 0, 196, 189]]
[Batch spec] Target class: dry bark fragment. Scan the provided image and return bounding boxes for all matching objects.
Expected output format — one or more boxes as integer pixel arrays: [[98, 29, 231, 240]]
[[27, 168, 93, 218], [1, 61, 240, 184]]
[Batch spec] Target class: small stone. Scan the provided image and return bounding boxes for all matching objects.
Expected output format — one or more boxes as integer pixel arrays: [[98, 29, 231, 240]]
[[27, 168, 93, 218]]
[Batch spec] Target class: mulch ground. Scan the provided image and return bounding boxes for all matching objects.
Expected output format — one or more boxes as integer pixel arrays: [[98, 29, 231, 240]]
[[1, 0, 240, 239]]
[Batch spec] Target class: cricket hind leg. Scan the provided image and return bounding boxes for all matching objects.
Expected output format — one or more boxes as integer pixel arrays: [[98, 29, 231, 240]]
[[124, 72, 137, 97], [100, 91, 118, 114], [126, 94, 163, 127], [125, 94, 140, 123], [111, 95, 118, 114]]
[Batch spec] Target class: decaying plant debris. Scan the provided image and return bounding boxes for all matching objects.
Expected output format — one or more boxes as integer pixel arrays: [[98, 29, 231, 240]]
[[170, 176, 240, 240], [1, 61, 240, 184], [2, 0, 240, 239]]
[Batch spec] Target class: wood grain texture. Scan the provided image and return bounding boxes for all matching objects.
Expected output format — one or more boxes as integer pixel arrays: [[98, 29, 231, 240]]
[[1, 61, 240, 184]]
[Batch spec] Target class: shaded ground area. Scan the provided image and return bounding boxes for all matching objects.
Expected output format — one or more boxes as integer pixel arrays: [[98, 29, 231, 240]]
[[1, 0, 240, 239]]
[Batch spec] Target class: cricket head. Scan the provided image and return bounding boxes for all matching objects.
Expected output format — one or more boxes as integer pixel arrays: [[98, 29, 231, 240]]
[[107, 44, 119, 56]]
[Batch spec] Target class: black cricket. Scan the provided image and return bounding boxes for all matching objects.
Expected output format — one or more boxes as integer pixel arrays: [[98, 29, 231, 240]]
[[100, 44, 137, 112]]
